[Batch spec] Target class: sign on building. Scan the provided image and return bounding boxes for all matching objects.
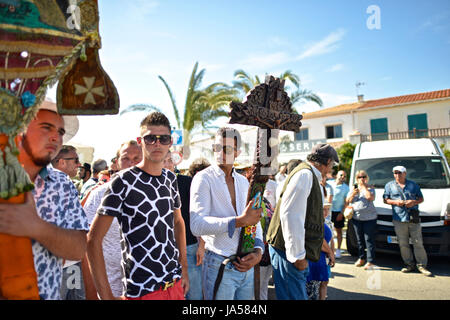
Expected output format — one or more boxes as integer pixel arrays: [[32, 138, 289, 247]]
[[280, 139, 327, 153]]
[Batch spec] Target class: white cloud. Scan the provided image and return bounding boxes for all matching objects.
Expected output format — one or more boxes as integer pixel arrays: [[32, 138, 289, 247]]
[[326, 63, 344, 72], [296, 29, 346, 60], [238, 51, 290, 71], [127, 0, 159, 20]]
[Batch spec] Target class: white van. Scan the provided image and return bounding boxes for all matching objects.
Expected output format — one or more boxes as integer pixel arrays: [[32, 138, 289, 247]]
[[347, 138, 450, 257]]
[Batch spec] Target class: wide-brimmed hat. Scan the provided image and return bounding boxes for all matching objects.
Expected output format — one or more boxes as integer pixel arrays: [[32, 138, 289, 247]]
[[38, 100, 79, 143]]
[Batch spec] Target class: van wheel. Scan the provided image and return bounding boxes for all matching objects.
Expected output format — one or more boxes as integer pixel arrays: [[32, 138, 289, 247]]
[[346, 219, 358, 257]]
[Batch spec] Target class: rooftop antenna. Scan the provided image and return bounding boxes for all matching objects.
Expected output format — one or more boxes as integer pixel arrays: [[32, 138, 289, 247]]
[[355, 81, 366, 102]]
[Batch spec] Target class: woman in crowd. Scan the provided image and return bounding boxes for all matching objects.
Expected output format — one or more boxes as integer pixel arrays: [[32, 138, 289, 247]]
[[346, 170, 378, 270]]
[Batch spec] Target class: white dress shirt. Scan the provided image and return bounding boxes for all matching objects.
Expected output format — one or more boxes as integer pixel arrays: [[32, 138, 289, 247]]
[[278, 162, 324, 263], [190, 164, 264, 257]]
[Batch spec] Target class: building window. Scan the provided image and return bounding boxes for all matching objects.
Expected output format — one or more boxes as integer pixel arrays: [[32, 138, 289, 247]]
[[407, 113, 428, 138], [295, 128, 309, 141], [370, 118, 388, 141], [325, 124, 342, 139]]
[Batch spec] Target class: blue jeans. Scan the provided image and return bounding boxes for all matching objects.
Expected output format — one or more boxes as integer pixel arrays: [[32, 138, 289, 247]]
[[186, 243, 203, 300], [352, 219, 377, 263], [202, 250, 254, 300], [269, 245, 309, 300], [60, 262, 85, 300]]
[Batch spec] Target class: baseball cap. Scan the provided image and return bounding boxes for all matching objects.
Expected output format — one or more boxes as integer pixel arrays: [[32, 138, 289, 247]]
[[311, 143, 339, 163], [38, 100, 79, 143], [392, 165, 406, 173]]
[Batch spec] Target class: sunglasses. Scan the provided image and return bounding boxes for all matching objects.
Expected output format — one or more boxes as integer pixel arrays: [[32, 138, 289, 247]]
[[137, 134, 172, 145], [357, 175, 367, 179], [61, 157, 80, 163], [393, 171, 403, 175], [212, 143, 235, 155]]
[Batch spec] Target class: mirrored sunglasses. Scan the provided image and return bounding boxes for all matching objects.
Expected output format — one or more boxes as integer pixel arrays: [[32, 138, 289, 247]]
[[212, 143, 235, 154]]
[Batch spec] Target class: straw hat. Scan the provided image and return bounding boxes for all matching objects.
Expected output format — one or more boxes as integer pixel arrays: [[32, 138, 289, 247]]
[[38, 100, 79, 143]]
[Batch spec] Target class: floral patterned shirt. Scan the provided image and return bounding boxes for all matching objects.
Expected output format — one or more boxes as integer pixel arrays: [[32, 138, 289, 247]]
[[32, 166, 89, 300]]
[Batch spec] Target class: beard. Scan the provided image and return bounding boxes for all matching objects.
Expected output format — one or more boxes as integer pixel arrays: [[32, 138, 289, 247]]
[[22, 134, 53, 167]]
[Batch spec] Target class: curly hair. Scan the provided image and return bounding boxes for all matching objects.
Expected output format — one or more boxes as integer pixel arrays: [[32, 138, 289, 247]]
[[188, 158, 211, 177]]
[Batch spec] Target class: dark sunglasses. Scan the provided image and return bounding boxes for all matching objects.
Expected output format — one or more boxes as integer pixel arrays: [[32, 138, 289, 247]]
[[61, 157, 80, 163], [212, 143, 235, 154], [138, 134, 172, 145], [357, 175, 367, 179], [393, 171, 403, 175]]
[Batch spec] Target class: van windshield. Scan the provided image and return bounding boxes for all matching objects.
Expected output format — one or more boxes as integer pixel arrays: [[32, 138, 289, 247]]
[[354, 157, 450, 189]]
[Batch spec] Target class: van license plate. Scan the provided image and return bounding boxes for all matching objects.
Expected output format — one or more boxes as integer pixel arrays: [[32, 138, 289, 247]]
[[387, 236, 413, 244]]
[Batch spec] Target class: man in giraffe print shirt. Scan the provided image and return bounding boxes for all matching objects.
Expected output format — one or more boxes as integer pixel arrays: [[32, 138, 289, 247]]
[[87, 112, 188, 300]]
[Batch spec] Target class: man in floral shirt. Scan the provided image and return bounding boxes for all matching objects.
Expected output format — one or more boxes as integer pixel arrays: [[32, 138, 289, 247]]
[[0, 104, 89, 299]]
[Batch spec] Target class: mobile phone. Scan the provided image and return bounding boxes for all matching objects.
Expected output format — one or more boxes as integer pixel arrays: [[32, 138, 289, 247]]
[[354, 183, 358, 189], [252, 191, 262, 209]]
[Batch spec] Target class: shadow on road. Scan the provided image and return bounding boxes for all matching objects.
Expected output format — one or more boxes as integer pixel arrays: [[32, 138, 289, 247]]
[[327, 287, 396, 300]]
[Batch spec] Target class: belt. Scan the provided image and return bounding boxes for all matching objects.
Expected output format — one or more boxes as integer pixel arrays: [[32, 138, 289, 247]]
[[157, 278, 179, 291]]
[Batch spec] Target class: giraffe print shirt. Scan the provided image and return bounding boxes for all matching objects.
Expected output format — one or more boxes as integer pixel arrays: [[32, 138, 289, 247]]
[[97, 166, 182, 298]]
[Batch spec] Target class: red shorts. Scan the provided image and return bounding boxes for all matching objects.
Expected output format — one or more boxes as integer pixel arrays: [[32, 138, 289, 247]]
[[126, 279, 185, 300]]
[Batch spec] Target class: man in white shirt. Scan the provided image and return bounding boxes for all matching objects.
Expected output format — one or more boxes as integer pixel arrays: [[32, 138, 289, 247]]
[[190, 127, 264, 300], [267, 144, 339, 300]]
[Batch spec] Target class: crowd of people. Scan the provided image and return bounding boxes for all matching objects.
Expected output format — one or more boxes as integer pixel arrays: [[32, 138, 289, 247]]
[[0, 105, 432, 301]]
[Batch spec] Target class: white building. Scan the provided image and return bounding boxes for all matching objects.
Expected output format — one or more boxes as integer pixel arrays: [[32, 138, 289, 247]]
[[178, 88, 450, 169]]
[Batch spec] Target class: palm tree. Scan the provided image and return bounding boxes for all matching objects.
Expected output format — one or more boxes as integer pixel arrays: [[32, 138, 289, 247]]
[[232, 69, 323, 110], [120, 62, 239, 157]]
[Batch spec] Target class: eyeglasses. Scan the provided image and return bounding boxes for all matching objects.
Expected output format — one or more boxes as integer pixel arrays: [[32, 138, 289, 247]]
[[357, 175, 367, 179], [138, 134, 172, 145], [393, 171, 403, 175], [61, 157, 80, 163], [212, 143, 235, 155]]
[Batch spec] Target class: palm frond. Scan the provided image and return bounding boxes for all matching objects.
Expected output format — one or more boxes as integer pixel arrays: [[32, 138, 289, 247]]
[[158, 75, 181, 128], [120, 103, 162, 115]]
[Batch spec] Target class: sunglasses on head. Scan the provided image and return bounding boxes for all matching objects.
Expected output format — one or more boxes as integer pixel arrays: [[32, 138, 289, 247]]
[[212, 143, 235, 155], [137, 134, 172, 145]]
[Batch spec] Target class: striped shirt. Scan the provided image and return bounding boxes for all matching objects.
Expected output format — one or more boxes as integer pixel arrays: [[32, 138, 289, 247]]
[[190, 164, 264, 257]]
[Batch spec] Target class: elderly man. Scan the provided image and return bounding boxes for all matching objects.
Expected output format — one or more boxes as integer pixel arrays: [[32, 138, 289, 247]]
[[51, 145, 81, 179], [51, 144, 86, 300], [82, 140, 142, 299], [383, 165, 431, 276], [267, 143, 339, 300], [0, 103, 88, 300]]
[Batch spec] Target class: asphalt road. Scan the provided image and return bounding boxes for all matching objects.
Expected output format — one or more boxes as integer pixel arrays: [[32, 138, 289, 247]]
[[267, 250, 450, 300]]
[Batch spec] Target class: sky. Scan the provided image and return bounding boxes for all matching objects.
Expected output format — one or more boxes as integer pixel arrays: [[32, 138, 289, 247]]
[[47, 0, 450, 163]]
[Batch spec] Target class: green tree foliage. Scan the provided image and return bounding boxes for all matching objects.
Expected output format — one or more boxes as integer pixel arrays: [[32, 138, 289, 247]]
[[335, 143, 356, 177], [440, 144, 450, 165]]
